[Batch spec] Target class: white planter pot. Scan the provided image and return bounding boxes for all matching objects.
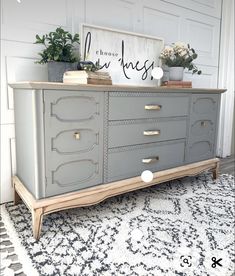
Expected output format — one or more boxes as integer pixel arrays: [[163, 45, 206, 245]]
[[169, 67, 184, 81]]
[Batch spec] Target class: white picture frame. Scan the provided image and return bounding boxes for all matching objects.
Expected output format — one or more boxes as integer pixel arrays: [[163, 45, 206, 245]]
[[80, 24, 164, 86]]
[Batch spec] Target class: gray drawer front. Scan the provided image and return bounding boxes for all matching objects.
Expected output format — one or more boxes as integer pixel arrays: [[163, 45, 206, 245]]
[[52, 128, 99, 154], [187, 141, 214, 162], [49, 92, 99, 121], [44, 90, 104, 197], [186, 94, 220, 163], [190, 94, 219, 121], [107, 140, 185, 182], [109, 93, 189, 120], [108, 118, 187, 148]]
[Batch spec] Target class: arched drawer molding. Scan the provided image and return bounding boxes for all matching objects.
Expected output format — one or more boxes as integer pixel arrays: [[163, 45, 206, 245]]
[[44, 90, 104, 198], [50, 94, 99, 122], [47, 159, 100, 196], [186, 94, 220, 163], [52, 129, 99, 154], [190, 120, 214, 137], [188, 141, 214, 163]]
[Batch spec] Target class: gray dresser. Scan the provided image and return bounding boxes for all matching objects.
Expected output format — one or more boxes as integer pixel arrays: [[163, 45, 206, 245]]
[[12, 83, 224, 199]]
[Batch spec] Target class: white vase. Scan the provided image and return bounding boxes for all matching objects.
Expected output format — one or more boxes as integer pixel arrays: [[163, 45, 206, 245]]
[[169, 67, 184, 81]]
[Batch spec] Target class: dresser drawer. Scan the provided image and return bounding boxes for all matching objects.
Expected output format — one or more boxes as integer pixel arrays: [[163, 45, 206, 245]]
[[51, 128, 99, 154], [187, 141, 214, 163], [45, 154, 102, 197], [44, 90, 104, 197], [190, 94, 219, 122], [190, 120, 215, 138], [109, 93, 189, 120], [45, 90, 100, 122], [187, 120, 216, 163], [186, 94, 220, 163], [107, 140, 185, 182], [108, 118, 187, 148]]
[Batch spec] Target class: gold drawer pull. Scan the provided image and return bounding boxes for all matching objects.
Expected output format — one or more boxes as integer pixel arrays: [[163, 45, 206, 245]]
[[142, 156, 159, 164], [145, 104, 162, 110], [73, 132, 80, 140], [143, 130, 160, 136], [201, 121, 207, 127]]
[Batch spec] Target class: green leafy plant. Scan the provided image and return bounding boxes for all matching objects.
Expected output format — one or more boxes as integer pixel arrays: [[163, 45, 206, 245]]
[[160, 42, 202, 74], [35, 27, 80, 64]]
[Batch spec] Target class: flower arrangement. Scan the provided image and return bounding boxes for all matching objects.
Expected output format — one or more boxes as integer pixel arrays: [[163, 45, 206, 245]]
[[160, 42, 202, 74]]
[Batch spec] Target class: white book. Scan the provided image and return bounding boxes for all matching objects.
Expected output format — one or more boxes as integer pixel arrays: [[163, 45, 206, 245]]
[[63, 77, 88, 84], [64, 72, 111, 83], [64, 70, 110, 78]]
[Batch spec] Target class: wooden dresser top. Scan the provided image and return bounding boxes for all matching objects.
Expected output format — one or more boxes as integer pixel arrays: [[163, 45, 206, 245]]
[[9, 81, 226, 94]]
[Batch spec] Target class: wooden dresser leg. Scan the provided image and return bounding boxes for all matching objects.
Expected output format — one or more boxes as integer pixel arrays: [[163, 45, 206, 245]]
[[212, 161, 219, 180], [13, 180, 22, 205], [13, 189, 22, 205], [32, 208, 43, 240]]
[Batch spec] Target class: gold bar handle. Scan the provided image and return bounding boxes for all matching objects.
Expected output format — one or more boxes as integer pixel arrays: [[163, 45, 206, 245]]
[[142, 156, 159, 164], [145, 104, 161, 110], [73, 132, 80, 140], [143, 130, 160, 136]]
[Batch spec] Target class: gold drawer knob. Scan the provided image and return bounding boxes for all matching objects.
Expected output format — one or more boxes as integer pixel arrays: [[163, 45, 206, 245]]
[[201, 121, 207, 127], [143, 130, 160, 136], [73, 132, 80, 140], [145, 104, 162, 110], [142, 156, 159, 164]]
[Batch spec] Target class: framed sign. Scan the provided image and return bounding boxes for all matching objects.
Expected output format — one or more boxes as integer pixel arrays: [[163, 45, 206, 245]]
[[80, 24, 164, 86]]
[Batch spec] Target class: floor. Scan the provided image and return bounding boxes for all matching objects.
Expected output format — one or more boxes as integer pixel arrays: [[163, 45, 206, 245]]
[[219, 154, 235, 175], [0, 155, 234, 276]]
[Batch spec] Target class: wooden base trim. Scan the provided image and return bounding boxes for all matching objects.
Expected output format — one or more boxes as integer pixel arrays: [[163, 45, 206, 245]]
[[12, 158, 219, 240]]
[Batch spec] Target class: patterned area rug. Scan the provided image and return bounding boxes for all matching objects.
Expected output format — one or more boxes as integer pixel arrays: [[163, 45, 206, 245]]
[[1, 173, 235, 276]]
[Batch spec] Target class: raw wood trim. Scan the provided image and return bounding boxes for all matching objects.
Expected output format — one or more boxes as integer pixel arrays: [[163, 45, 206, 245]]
[[13, 178, 36, 210], [13, 158, 220, 210], [212, 160, 220, 179], [8, 82, 227, 94], [13, 158, 219, 240], [32, 208, 44, 240], [13, 187, 22, 205]]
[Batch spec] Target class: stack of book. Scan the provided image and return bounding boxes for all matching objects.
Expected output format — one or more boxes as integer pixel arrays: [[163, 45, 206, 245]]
[[63, 70, 112, 85], [161, 80, 192, 88]]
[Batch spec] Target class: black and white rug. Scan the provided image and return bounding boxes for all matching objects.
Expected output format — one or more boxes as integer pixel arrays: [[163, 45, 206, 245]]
[[1, 173, 235, 276]]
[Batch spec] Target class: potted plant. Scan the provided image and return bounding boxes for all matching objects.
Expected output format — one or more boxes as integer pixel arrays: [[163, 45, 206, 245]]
[[160, 42, 202, 81], [35, 27, 80, 82]]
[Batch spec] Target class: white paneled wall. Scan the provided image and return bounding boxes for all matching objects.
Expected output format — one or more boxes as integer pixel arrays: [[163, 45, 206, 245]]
[[161, 0, 222, 18], [0, 0, 222, 203], [85, 0, 137, 31], [0, 125, 16, 203]]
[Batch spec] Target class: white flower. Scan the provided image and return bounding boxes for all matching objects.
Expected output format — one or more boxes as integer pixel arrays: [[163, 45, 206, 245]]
[[178, 49, 188, 57], [159, 41, 201, 74], [174, 41, 188, 49], [164, 45, 173, 52]]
